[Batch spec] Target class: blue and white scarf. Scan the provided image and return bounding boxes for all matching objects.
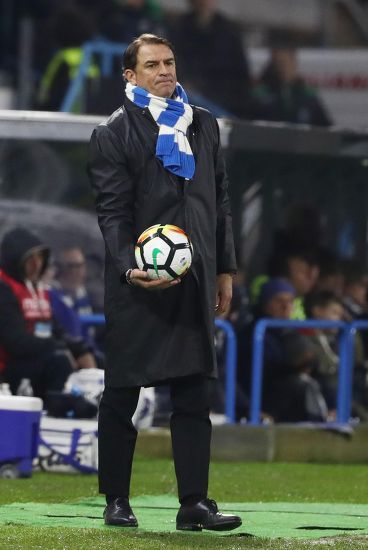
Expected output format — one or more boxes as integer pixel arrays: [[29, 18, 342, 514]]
[[125, 82, 195, 180]]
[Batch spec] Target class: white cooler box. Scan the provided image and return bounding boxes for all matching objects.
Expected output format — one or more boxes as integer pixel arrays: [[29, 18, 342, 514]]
[[37, 416, 98, 474]]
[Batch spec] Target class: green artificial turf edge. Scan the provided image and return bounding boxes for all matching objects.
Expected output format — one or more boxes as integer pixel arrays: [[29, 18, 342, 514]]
[[1, 526, 368, 550], [1, 459, 368, 505], [0, 459, 367, 550]]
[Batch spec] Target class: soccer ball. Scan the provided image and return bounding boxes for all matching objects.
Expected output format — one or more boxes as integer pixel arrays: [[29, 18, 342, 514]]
[[135, 224, 193, 281]]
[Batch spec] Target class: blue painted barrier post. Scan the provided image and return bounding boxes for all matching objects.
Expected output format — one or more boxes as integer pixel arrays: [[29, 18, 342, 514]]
[[336, 325, 354, 423], [249, 319, 267, 426], [337, 319, 368, 423], [215, 318, 237, 424]]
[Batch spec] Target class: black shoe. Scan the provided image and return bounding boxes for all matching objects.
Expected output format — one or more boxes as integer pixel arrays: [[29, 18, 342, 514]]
[[176, 498, 242, 531], [103, 497, 138, 527]]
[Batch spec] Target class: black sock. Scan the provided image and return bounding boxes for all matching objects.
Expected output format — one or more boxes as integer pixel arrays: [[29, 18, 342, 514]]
[[106, 494, 128, 504], [180, 494, 205, 506]]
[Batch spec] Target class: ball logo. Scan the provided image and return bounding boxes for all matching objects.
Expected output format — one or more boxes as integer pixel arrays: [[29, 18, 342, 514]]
[[152, 247, 163, 278]]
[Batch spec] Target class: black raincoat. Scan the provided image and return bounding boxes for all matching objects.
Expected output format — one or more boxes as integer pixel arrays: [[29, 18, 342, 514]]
[[88, 98, 236, 387]]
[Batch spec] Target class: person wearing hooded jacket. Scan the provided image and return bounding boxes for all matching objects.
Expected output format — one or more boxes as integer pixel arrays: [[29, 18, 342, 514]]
[[0, 227, 96, 400]]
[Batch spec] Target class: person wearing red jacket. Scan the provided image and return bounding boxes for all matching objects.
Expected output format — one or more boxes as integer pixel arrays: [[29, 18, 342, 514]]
[[0, 227, 94, 400]]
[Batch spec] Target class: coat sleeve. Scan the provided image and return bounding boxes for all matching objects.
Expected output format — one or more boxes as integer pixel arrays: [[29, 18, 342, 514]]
[[87, 124, 135, 279], [213, 117, 237, 274]]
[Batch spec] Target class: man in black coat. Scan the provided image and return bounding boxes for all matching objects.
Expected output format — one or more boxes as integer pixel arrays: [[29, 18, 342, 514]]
[[88, 33, 240, 531]]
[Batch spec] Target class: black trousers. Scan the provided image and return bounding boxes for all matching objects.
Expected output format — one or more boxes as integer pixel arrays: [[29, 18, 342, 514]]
[[98, 374, 212, 503]]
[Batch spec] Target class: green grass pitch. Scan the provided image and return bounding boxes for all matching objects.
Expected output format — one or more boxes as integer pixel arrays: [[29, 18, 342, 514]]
[[0, 458, 367, 549]]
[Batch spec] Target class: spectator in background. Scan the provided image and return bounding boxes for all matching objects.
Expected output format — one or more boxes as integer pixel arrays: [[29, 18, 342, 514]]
[[313, 249, 345, 298], [49, 247, 105, 367], [0, 227, 96, 399], [42, 255, 91, 341], [304, 291, 344, 417], [251, 48, 332, 126], [167, 0, 251, 118], [250, 279, 328, 422], [250, 245, 319, 319], [250, 204, 322, 316], [0, 0, 62, 85], [85, 0, 167, 115], [55, 247, 94, 317], [36, 5, 97, 112], [305, 289, 368, 420], [99, 0, 166, 45], [341, 260, 368, 320], [268, 247, 319, 314]]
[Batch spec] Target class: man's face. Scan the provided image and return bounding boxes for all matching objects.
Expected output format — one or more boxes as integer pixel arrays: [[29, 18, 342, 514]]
[[59, 248, 86, 290], [345, 281, 367, 307], [24, 251, 44, 283], [313, 302, 344, 322], [124, 43, 177, 98], [271, 49, 298, 83], [288, 257, 319, 296], [264, 292, 294, 319]]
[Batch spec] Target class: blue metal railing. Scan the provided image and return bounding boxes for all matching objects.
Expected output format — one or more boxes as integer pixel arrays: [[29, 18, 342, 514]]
[[214, 318, 237, 423], [80, 314, 363, 426], [343, 320, 368, 421], [250, 319, 354, 425], [61, 40, 127, 112], [79, 314, 237, 423]]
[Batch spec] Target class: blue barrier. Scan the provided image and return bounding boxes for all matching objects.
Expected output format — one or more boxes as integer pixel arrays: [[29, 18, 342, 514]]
[[214, 318, 237, 423], [250, 319, 354, 426], [79, 314, 237, 423], [61, 40, 127, 112], [342, 320, 368, 421]]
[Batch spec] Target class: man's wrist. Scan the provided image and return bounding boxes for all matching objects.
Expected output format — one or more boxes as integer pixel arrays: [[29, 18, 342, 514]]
[[125, 268, 134, 285], [217, 271, 236, 277]]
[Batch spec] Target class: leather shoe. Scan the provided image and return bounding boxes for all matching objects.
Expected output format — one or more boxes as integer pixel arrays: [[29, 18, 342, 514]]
[[176, 498, 242, 531], [103, 497, 138, 527]]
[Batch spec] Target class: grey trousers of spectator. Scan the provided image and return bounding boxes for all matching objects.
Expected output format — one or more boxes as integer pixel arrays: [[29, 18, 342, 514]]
[[98, 375, 211, 503]]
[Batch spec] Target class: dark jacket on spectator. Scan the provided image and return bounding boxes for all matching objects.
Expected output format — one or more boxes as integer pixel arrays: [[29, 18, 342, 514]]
[[0, 228, 90, 376], [252, 73, 331, 127], [0, 228, 57, 373]]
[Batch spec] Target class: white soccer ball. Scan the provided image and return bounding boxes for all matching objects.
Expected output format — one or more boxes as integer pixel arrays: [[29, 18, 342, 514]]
[[134, 224, 193, 281]]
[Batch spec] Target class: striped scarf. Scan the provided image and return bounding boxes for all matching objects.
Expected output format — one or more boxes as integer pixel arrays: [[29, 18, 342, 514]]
[[125, 82, 195, 180]]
